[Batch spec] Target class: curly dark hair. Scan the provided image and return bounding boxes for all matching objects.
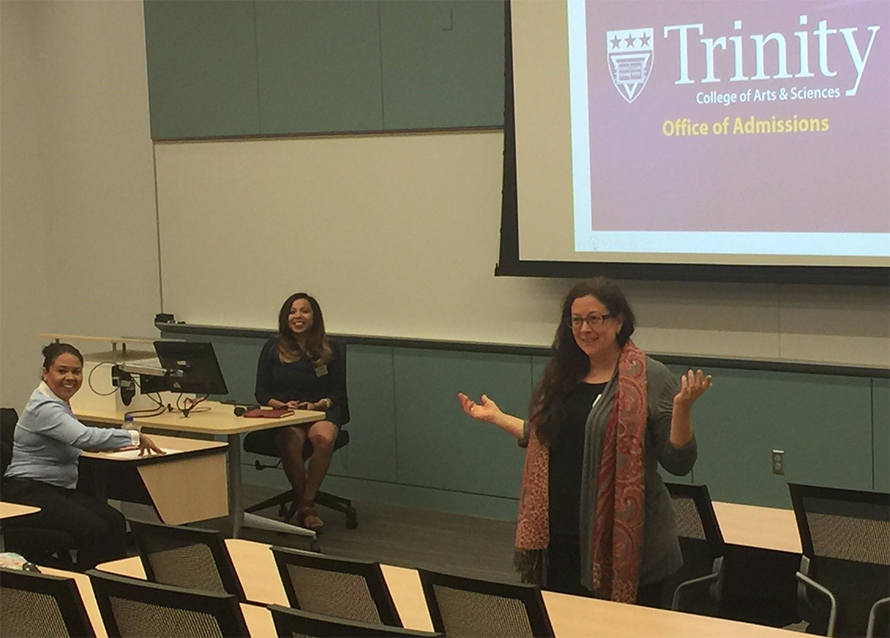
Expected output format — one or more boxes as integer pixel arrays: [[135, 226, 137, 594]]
[[529, 278, 635, 446]]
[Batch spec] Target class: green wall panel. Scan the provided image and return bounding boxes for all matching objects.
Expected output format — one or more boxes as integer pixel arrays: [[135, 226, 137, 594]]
[[161, 329, 886, 516], [873, 378, 889, 491], [255, 0, 384, 134], [379, 0, 505, 130], [329, 344, 398, 482], [689, 368, 873, 509], [144, 0, 260, 139], [531, 355, 548, 387], [393, 348, 529, 497]]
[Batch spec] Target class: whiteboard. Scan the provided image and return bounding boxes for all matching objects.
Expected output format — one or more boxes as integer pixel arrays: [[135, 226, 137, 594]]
[[155, 132, 890, 367]]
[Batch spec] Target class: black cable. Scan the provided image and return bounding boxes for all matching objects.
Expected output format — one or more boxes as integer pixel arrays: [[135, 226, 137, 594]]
[[180, 394, 210, 417], [124, 406, 168, 419], [131, 377, 166, 409], [87, 362, 118, 396]]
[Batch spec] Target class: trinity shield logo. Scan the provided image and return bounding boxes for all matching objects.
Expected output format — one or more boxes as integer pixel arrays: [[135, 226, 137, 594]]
[[607, 28, 653, 103]]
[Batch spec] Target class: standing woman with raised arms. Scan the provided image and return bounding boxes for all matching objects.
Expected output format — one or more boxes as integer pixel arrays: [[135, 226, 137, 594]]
[[255, 293, 346, 531], [459, 278, 711, 606], [3, 343, 163, 569]]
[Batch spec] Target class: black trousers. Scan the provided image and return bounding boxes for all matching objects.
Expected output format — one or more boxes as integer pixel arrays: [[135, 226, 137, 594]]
[[546, 540, 670, 608], [2, 477, 128, 570]]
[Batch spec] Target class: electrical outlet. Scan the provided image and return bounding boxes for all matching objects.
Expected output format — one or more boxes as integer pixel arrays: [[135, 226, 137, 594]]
[[772, 449, 785, 475]]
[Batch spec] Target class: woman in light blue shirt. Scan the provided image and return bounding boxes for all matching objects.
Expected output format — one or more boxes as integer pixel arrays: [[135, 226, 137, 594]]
[[3, 342, 162, 569]]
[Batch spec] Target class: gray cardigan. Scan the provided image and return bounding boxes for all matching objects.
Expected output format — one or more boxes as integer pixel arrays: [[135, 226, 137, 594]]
[[522, 356, 696, 589]]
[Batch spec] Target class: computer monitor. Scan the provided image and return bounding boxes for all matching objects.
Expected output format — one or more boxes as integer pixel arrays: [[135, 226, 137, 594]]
[[153, 340, 229, 396]]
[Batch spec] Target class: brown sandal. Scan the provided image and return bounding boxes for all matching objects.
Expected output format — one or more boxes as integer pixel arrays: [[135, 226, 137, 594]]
[[298, 503, 324, 530]]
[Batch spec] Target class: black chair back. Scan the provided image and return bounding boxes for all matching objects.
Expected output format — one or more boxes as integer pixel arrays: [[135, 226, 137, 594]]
[[665, 482, 726, 612], [268, 605, 443, 637], [1, 407, 18, 475], [129, 520, 246, 601], [0, 567, 95, 637], [789, 483, 890, 637], [271, 546, 401, 626], [87, 569, 249, 638], [418, 568, 554, 638]]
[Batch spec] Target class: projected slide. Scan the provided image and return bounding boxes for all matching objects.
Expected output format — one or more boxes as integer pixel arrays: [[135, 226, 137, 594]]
[[565, 0, 889, 261]]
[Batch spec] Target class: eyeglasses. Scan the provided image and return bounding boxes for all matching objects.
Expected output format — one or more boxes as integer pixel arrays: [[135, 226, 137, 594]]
[[567, 313, 614, 329]]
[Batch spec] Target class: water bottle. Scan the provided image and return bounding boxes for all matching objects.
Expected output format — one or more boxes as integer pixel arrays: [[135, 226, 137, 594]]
[[122, 414, 140, 432]]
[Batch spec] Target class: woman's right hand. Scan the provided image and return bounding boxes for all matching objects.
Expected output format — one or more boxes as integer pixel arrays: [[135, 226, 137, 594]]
[[457, 393, 526, 439], [137, 433, 165, 457], [457, 393, 503, 424]]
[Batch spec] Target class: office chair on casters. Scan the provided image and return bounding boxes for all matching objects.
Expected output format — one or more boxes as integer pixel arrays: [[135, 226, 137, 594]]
[[243, 342, 358, 530], [87, 569, 249, 638], [128, 520, 246, 601], [788, 482, 890, 637], [0, 566, 96, 637], [268, 606, 443, 637], [665, 482, 726, 614], [271, 545, 402, 627], [418, 568, 555, 638]]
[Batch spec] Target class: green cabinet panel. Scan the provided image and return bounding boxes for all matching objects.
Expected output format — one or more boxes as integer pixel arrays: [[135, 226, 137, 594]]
[[688, 368, 873, 509], [330, 344, 398, 482], [255, 0, 384, 134], [144, 0, 260, 138], [393, 348, 529, 497], [531, 356, 548, 388], [873, 378, 889, 491], [380, 0, 505, 130]]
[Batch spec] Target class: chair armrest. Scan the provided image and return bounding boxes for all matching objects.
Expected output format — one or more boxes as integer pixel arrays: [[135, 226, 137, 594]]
[[866, 596, 889, 638], [796, 570, 838, 636], [671, 558, 724, 612]]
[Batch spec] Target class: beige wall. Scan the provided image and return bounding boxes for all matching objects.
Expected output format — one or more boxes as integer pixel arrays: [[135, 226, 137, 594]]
[[0, 0, 160, 410], [0, 1, 886, 418]]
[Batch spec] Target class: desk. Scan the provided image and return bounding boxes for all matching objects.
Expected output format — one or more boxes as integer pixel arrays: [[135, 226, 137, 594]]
[[0, 502, 41, 550], [98, 539, 801, 638], [713, 501, 801, 554], [71, 400, 324, 539], [712, 501, 802, 627], [38, 565, 274, 638], [80, 434, 228, 525], [0, 502, 40, 520]]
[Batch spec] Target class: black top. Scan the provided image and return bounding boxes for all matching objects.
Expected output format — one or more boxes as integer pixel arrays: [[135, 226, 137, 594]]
[[548, 381, 607, 545], [254, 338, 347, 425]]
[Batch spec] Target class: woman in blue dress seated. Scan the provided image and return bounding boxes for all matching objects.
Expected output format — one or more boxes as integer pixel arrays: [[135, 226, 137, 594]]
[[255, 293, 346, 531]]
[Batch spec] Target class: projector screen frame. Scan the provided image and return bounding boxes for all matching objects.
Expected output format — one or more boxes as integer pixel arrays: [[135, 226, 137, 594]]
[[496, 0, 889, 287]]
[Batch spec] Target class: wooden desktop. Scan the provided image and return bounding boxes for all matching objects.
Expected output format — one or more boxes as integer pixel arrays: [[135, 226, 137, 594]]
[[94, 538, 802, 638], [72, 398, 324, 539]]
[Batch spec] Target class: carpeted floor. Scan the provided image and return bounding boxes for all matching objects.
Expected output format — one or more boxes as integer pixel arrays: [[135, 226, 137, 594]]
[[236, 484, 520, 583]]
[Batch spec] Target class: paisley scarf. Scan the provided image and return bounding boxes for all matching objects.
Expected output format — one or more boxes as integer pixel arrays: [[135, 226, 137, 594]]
[[514, 340, 648, 603]]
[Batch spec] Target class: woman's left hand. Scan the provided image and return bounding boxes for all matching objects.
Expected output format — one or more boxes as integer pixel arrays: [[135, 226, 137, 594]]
[[674, 369, 712, 409]]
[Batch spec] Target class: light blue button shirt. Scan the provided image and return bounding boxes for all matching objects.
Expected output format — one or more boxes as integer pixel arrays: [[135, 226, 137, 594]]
[[4, 382, 138, 489]]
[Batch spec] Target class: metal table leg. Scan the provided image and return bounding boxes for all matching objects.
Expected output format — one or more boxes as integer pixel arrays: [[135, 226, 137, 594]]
[[226, 434, 316, 543]]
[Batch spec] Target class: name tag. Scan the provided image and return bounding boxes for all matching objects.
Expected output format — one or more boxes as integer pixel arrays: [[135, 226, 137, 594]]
[[315, 364, 328, 377]]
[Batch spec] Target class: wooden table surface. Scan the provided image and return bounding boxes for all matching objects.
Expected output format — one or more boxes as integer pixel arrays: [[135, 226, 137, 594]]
[[39, 565, 274, 638], [712, 501, 802, 554], [97, 538, 802, 637], [73, 400, 324, 436], [0, 501, 40, 520]]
